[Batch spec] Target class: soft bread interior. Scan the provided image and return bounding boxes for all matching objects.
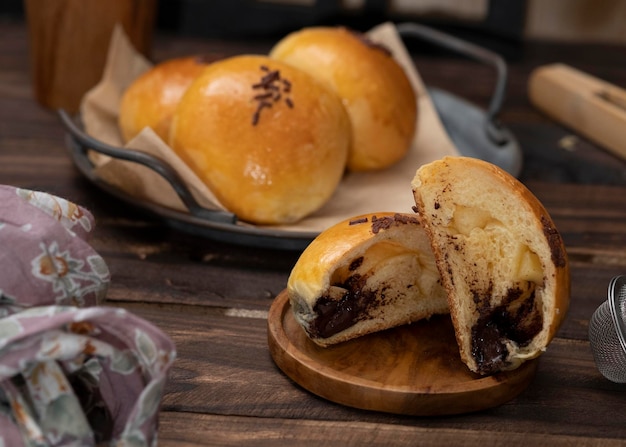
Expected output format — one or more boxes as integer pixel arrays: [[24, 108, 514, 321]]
[[412, 156, 569, 375], [287, 213, 448, 347]]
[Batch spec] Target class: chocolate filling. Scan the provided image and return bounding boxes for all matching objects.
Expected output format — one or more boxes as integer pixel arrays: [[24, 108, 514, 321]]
[[470, 282, 543, 375], [311, 274, 378, 339], [309, 214, 421, 340], [349, 256, 364, 272], [541, 215, 567, 268]]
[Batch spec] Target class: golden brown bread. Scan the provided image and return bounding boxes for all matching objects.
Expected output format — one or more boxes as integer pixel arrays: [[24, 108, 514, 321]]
[[411, 156, 570, 375], [285, 156, 569, 374], [270, 26, 417, 172], [118, 56, 209, 143], [168, 54, 350, 225], [287, 212, 449, 347]]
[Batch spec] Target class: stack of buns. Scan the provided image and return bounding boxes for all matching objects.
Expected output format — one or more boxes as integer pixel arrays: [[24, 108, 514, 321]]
[[287, 156, 570, 375], [117, 26, 417, 225]]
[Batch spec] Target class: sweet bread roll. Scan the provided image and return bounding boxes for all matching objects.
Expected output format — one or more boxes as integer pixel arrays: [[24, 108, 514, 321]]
[[169, 55, 350, 225], [118, 56, 209, 143], [287, 212, 449, 347], [270, 27, 417, 172], [411, 156, 570, 375]]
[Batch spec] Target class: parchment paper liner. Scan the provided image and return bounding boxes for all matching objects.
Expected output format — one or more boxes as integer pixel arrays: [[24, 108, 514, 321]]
[[80, 22, 459, 233]]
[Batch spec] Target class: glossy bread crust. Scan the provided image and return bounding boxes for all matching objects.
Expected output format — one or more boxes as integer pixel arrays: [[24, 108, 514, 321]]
[[169, 54, 350, 225], [118, 56, 209, 143], [270, 26, 417, 172]]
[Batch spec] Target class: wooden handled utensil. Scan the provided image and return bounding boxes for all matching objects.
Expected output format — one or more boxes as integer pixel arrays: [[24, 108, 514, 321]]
[[529, 63, 626, 161]]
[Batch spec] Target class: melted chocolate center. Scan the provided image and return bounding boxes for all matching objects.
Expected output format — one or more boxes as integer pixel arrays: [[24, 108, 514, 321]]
[[471, 282, 543, 375], [311, 274, 377, 339]]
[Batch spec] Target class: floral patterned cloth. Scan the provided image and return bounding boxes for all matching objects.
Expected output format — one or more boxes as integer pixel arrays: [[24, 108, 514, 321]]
[[0, 186, 108, 316], [0, 185, 176, 446]]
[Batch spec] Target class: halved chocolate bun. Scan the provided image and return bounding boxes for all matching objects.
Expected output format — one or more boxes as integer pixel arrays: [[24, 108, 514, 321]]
[[287, 212, 448, 347], [411, 156, 570, 375]]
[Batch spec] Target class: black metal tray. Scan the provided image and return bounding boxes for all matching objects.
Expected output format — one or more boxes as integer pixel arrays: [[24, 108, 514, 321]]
[[61, 23, 521, 251]]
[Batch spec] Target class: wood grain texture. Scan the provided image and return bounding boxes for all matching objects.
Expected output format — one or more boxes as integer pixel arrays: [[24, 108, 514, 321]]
[[23, 0, 156, 112], [2, 18, 626, 445], [158, 411, 626, 447], [267, 290, 538, 416], [121, 303, 626, 441]]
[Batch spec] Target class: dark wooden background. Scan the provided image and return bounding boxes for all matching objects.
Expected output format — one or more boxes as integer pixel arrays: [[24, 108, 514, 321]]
[[2, 8, 626, 445]]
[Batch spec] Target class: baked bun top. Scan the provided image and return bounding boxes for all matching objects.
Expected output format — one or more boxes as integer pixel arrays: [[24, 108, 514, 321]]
[[169, 54, 350, 225], [287, 212, 448, 346], [270, 26, 417, 172], [412, 156, 570, 374], [118, 56, 209, 143]]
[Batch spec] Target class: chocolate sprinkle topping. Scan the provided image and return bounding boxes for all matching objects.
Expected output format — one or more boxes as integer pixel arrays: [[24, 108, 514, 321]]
[[251, 66, 294, 125], [371, 213, 419, 234], [349, 217, 369, 225]]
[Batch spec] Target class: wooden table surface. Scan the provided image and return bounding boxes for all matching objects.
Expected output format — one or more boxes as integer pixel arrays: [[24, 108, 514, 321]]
[[2, 16, 626, 446]]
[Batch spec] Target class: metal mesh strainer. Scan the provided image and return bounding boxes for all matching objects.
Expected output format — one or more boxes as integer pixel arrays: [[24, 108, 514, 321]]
[[589, 275, 626, 383]]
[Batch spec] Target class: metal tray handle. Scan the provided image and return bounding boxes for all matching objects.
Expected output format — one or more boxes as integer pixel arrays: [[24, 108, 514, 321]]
[[58, 110, 236, 224]]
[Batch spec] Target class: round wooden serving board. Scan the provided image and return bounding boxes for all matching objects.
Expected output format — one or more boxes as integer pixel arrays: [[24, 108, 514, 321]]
[[267, 289, 539, 416]]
